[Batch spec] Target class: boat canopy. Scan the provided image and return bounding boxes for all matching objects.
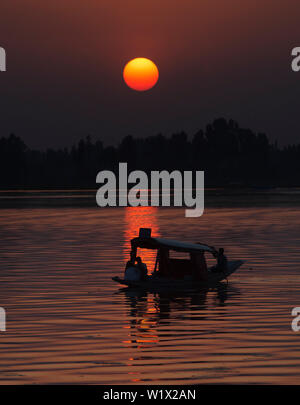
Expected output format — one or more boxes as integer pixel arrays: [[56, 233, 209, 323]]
[[131, 236, 216, 254]]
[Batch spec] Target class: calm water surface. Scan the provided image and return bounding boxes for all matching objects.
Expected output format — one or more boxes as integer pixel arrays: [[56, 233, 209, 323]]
[[0, 203, 300, 384]]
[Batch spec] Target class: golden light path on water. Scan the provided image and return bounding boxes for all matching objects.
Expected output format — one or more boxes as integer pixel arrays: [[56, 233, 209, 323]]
[[123, 207, 161, 380]]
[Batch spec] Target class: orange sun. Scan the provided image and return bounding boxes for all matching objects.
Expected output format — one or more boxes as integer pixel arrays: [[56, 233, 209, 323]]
[[123, 58, 159, 91]]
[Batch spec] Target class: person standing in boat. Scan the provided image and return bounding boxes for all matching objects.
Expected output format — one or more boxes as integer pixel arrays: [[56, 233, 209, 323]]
[[216, 248, 228, 272]]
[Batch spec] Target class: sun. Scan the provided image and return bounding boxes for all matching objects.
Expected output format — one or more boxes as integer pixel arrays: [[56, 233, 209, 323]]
[[123, 58, 159, 91]]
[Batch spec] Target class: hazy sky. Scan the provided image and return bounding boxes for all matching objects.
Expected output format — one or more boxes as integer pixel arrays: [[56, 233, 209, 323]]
[[0, 0, 300, 148]]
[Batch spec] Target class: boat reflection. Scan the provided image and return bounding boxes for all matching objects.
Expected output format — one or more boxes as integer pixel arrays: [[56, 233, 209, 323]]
[[120, 283, 238, 351]]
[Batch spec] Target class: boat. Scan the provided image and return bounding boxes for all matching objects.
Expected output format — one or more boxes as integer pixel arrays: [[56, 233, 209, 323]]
[[112, 228, 244, 292]]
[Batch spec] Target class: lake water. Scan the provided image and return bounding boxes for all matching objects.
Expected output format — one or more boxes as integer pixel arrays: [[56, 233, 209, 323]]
[[0, 191, 300, 384]]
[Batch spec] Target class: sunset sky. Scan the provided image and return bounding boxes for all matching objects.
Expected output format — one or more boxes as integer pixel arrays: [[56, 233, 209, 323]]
[[0, 0, 300, 148]]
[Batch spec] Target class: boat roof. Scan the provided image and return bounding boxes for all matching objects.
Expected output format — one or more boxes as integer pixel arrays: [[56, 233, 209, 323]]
[[131, 236, 216, 254]]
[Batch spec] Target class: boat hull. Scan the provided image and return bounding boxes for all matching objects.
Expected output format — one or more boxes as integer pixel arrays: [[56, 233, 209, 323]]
[[112, 260, 244, 291]]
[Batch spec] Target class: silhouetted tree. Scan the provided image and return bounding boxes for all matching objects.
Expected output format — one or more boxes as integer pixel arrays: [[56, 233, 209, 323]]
[[0, 119, 299, 188]]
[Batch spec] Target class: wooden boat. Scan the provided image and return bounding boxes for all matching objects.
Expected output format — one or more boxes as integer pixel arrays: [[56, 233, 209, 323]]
[[112, 228, 244, 292]]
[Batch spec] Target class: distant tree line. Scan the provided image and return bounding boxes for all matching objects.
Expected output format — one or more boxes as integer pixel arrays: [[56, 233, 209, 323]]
[[0, 118, 299, 188]]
